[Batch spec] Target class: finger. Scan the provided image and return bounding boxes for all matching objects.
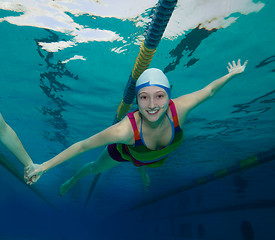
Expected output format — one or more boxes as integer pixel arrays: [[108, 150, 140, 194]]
[[232, 60, 236, 67], [228, 62, 233, 69], [24, 173, 31, 180], [33, 175, 40, 183], [243, 60, 248, 67], [24, 175, 29, 182], [26, 170, 37, 178], [25, 172, 31, 179], [30, 175, 37, 183], [237, 59, 241, 65], [25, 167, 32, 175], [227, 66, 230, 72], [26, 179, 33, 185], [26, 179, 32, 185]]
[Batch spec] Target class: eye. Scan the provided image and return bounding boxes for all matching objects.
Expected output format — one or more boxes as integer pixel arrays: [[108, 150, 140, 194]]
[[139, 95, 147, 100], [157, 94, 165, 99]]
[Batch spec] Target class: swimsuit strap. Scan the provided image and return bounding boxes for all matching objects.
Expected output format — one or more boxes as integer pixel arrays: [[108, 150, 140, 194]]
[[166, 113, 175, 145], [127, 111, 141, 141], [169, 99, 180, 128]]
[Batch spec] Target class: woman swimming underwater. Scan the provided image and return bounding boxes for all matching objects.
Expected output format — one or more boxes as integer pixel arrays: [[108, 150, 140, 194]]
[[25, 59, 248, 195]]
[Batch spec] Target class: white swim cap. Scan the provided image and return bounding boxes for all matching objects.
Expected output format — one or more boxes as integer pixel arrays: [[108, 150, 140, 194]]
[[135, 68, 171, 98]]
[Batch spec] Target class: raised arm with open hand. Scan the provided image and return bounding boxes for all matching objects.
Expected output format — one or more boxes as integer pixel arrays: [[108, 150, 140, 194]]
[[173, 59, 248, 124], [227, 59, 248, 75]]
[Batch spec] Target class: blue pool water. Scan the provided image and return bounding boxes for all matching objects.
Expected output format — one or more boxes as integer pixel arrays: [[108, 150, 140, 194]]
[[0, 0, 274, 239]]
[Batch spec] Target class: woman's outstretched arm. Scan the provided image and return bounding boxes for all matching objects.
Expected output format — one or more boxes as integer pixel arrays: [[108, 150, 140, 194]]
[[25, 115, 134, 184], [174, 59, 248, 125]]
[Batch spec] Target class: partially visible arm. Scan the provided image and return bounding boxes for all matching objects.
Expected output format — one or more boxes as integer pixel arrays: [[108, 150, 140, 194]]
[[174, 59, 248, 125], [0, 113, 33, 167]]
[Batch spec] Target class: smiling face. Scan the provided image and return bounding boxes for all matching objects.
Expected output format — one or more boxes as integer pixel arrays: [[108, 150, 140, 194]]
[[137, 86, 169, 123]]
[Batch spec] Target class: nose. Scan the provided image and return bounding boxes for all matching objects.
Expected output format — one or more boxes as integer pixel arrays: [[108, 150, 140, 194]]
[[148, 96, 156, 109]]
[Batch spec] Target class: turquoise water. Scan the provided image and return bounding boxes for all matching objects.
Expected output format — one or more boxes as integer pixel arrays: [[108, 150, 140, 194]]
[[0, 1, 274, 239]]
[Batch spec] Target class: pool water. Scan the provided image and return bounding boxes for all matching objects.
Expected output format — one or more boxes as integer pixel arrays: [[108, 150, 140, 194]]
[[0, 0, 274, 239]]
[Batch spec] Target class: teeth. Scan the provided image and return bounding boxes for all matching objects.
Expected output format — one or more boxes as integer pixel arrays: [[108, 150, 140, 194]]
[[148, 109, 158, 114]]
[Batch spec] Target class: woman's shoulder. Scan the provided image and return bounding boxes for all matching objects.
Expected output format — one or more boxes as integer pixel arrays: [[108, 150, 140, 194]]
[[171, 95, 195, 111], [125, 110, 141, 128], [114, 113, 136, 145]]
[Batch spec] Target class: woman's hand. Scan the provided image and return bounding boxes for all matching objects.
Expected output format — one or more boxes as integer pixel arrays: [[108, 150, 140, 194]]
[[24, 163, 45, 185], [227, 59, 248, 75]]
